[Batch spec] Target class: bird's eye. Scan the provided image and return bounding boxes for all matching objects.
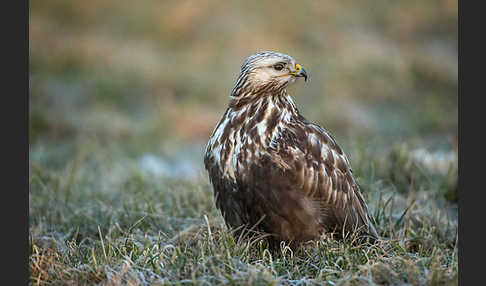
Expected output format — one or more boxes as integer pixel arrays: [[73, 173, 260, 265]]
[[273, 63, 284, 71]]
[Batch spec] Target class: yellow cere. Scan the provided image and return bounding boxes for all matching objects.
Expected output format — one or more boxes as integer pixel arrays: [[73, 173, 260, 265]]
[[279, 63, 301, 77]]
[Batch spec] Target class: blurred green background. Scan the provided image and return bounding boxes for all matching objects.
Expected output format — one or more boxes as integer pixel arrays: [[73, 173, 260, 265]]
[[29, 0, 457, 183]]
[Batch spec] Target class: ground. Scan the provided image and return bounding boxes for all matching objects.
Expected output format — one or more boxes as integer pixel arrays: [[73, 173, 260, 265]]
[[29, 136, 457, 285]]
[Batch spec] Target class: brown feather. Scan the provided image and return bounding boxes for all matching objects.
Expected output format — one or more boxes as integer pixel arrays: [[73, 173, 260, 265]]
[[204, 51, 379, 247]]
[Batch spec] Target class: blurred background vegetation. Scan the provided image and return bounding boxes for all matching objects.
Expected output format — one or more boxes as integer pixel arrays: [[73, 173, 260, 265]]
[[29, 0, 457, 197]]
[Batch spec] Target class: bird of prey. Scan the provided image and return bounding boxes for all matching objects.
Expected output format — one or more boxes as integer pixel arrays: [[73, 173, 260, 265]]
[[204, 51, 378, 246]]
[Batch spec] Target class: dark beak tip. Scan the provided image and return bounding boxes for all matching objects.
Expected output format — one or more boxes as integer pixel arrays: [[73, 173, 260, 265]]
[[299, 66, 308, 82], [294, 65, 308, 82]]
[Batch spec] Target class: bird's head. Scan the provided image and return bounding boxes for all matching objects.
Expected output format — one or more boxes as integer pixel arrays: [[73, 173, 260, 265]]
[[231, 51, 308, 97]]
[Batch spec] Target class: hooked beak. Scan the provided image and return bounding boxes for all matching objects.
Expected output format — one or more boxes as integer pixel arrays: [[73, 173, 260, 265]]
[[294, 63, 308, 82]]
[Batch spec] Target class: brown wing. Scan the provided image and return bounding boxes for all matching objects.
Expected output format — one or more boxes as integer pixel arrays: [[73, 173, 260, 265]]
[[273, 121, 379, 238]]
